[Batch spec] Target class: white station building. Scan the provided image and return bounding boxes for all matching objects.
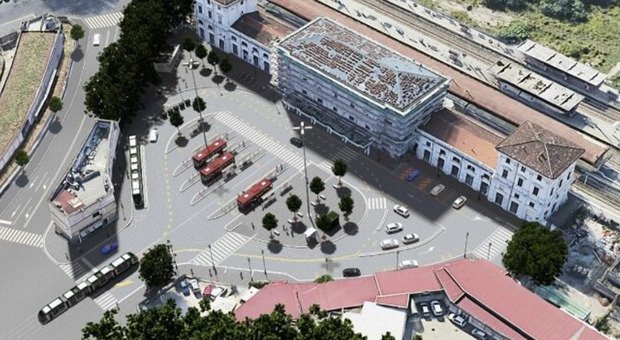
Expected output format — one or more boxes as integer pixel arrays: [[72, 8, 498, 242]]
[[50, 120, 120, 241]]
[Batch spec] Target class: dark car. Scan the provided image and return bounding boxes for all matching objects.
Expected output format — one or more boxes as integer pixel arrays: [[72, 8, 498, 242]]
[[405, 169, 420, 182], [343, 268, 361, 277], [179, 280, 191, 296], [100, 241, 118, 255], [290, 137, 303, 147]]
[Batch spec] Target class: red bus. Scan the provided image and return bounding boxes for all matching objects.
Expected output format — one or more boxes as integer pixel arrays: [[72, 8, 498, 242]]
[[236, 178, 273, 209], [200, 152, 235, 182], [193, 139, 227, 168]]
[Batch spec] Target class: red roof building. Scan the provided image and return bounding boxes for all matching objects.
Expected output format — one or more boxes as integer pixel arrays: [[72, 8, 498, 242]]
[[234, 259, 606, 340]]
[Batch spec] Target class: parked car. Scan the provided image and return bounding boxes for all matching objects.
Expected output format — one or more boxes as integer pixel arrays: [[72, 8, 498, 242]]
[[448, 313, 467, 327], [471, 329, 487, 338], [290, 137, 302, 147], [405, 169, 420, 182], [398, 259, 419, 269], [430, 184, 445, 196], [202, 284, 215, 299], [385, 222, 404, 234], [380, 238, 399, 250], [93, 33, 100, 46], [452, 196, 467, 209], [210, 286, 228, 300], [148, 128, 158, 143], [179, 279, 190, 296], [402, 233, 419, 244], [420, 303, 431, 318], [431, 300, 443, 316], [188, 278, 201, 296], [393, 205, 410, 218], [343, 268, 361, 277], [100, 241, 118, 255]]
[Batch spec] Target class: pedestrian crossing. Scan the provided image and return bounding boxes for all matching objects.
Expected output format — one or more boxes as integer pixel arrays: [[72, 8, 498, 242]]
[[59, 259, 90, 281], [472, 227, 514, 261], [318, 160, 333, 174], [93, 291, 118, 311], [366, 197, 387, 209], [191, 232, 251, 267], [216, 113, 305, 171], [83, 12, 123, 29], [330, 147, 359, 163], [0, 226, 43, 248]]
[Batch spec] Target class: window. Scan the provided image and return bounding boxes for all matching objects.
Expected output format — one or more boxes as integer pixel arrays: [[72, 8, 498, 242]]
[[242, 41, 247, 47], [483, 174, 490, 180], [517, 178, 523, 187], [494, 193, 504, 205], [384, 119, 393, 126], [334, 93, 338, 98], [520, 166, 525, 172], [302, 89, 307, 95], [425, 141, 431, 147], [509, 201, 519, 214], [467, 165, 475, 172], [317, 98, 323, 104], [348, 115, 355, 121], [529, 202, 535, 208], [502, 170, 508, 178], [514, 193, 520, 199], [550, 188, 554, 196], [452, 157, 460, 163], [333, 107, 338, 112], [263, 53, 268, 59], [536, 175, 542, 181], [439, 149, 446, 156], [92, 211, 101, 218], [231, 36, 237, 41], [207, 0, 211, 4], [208, 24, 213, 30], [198, 19, 203, 25], [567, 171, 572, 179], [208, 10, 212, 19], [533, 186, 539, 196], [241, 0, 244, 3], [559, 179, 564, 187], [350, 103, 355, 108], [198, 5, 202, 13], [505, 158, 511, 164], [217, 14, 222, 24]]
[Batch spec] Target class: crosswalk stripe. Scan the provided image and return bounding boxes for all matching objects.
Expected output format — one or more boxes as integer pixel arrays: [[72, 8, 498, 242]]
[[366, 197, 386, 209], [0, 227, 44, 248], [191, 232, 250, 266], [83, 12, 124, 29], [94, 292, 118, 310], [472, 227, 513, 260]]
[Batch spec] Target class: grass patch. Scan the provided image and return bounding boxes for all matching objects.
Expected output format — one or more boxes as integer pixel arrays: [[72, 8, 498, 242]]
[[450, 10, 480, 27]]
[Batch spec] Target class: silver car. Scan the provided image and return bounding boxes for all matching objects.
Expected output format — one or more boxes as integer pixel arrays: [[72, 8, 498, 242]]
[[385, 222, 404, 234], [430, 184, 445, 196], [393, 205, 410, 218], [452, 196, 467, 209], [402, 233, 419, 244], [380, 238, 399, 250]]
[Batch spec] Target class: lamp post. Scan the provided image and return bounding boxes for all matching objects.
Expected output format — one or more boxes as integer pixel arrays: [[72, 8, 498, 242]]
[[208, 244, 216, 273], [463, 232, 469, 258], [261, 250, 267, 278], [292, 121, 313, 224], [182, 58, 208, 147], [167, 239, 179, 275], [396, 250, 400, 269], [487, 241, 492, 260], [248, 257, 253, 282]]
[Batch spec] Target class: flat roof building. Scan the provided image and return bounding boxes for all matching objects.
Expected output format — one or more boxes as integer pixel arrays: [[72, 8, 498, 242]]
[[50, 120, 120, 241]]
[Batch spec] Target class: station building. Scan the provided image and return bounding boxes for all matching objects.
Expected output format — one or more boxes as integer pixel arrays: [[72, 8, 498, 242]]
[[50, 120, 120, 241]]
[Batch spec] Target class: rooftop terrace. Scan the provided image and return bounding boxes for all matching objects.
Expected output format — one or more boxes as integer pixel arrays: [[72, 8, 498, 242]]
[[277, 17, 448, 114]]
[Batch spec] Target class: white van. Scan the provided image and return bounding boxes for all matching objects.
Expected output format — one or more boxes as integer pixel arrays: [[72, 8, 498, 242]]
[[398, 259, 419, 269], [93, 34, 101, 46], [148, 128, 158, 143]]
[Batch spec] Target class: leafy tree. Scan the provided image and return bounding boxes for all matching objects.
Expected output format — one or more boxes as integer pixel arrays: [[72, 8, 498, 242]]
[[286, 195, 302, 221], [262, 212, 278, 236], [314, 274, 333, 283], [315, 214, 331, 232], [48, 96, 63, 113], [70, 24, 85, 42], [339, 195, 354, 217], [219, 57, 232, 77], [195, 44, 208, 67], [382, 332, 396, 340], [125, 299, 184, 339], [138, 244, 175, 289], [82, 309, 125, 339], [192, 96, 206, 113], [481, 0, 528, 10], [310, 176, 325, 202], [14, 150, 29, 167], [182, 37, 195, 55], [331, 159, 348, 187], [207, 50, 221, 73], [540, 0, 587, 22], [502, 222, 568, 285], [498, 21, 532, 43], [169, 110, 184, 134]]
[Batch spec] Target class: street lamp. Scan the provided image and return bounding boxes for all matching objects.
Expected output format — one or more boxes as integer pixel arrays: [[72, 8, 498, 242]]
[[208, 244, 216, 273], [248, 257, 253, 282], [166, 239, 179, 275], [463, 232, 469, 258], [261, 250, 267, 278], [182, 58, 208, 147], [487, 241, 492, 260], [396, 250, 400, 269], [292, 121, 313, 223]]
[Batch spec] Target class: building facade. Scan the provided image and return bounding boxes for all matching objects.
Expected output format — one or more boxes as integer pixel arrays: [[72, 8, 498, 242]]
[[274, 18, 450, 157], [50, 120, 120, 241]]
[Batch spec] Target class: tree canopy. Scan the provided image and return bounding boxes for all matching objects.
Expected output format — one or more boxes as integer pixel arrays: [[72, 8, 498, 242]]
[[138, 244, 176, 289], [195, 44, 208, 64], [331, 159, 348, 186], [82, 302, 369, 340], [70, 24, 85, 41], [170, 110, 184, 133], [192, 96, 206, 113], [207, 50, 221, 68], [502, 222, 568, 285], [339, 196, 354, 216], [262, 213, 278, 235], [182, 38, 196, 53], [14, 150, 29, 167], [286, 195, 302, 218], [48, 96, 63, 113], [310, 177, 325, 200], [219, 57, 232, 76]]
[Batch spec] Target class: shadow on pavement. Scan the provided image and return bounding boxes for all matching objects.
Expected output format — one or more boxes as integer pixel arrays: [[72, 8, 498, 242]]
[[342, 222, 358, 235], [175, 135, 188, 147], [320, 240, 337, 254], [48, 118, 62, 134], [335, 186, 351, 198], [267, 239, 283, 254], [71, 47, 84, 62], [14, 172, 29, 187]]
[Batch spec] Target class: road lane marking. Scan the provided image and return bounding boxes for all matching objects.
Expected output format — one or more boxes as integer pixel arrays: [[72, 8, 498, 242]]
[[0, 226, 43, 248], [0, 219, 12, 226]]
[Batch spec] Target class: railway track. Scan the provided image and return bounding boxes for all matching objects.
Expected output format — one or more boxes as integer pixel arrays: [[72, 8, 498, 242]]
[[577, 101, 616, 124]]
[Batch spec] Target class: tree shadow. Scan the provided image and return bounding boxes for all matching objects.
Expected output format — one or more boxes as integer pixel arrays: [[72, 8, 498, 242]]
[[267, 239, 283, 254], [212, 74, 225, 85], [314, 203, 329, 216], [320, 240, 336, 254], [224, 81, 236, 92], [71, 47, 84, 62], [324, 225, 341, 237], [15, 172, 29, 187], [335, 186, 351, 198], [199, 68, 212, 77], [48, 119, 62, 134], [175, 135, 188, 147], [291, 221, 307, 234], [343, 222, 358, 235]]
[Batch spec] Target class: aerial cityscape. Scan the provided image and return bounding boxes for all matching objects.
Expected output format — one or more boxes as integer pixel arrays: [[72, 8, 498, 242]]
[[1, 0, 620, 338]]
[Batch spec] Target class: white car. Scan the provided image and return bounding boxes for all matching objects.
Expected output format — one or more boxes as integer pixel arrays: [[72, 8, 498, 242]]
[[452, 196, 467, 209], [188, 278, 201, 296], [402, 233, 419, 244], [380, 238, 399, 250], [431, 300, 443, 316], [148, 128, 158, 143], [430, 184, 445, 196], [393, 205, 410, 218], [398, 259, 419, 269], [210, 286, 228, 300], [385, 222, 404, 234], [420, 303, 431, 317], [93, 33, 101, 46], [448, 313, 467, 327], [471, 329, 487, 338]]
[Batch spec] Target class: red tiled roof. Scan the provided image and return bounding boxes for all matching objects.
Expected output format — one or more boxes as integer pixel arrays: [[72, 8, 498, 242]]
[[374, 262, 444, 296], [296, 276, 379, 312], [234, 281, 303, 319], [458, 297, 527, 340], [52, 189, 83, 214], [434, 268, 464, 302], [375, 293, 410, 309]]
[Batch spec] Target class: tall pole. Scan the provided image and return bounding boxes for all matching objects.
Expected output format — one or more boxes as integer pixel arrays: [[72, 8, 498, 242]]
[[463, 232, 469, 258], [248, 257, 253, 281], [325, 257, 328, 273], [293, 122, 313, 227], [396, 250, 400, 269], [487, 241, 492, 260], [208, 244, 216, 273], [261, 250, 267, 277], [184, 59, 208, 147]]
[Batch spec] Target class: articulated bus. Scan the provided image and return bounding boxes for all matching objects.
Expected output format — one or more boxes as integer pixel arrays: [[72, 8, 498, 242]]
[[38, 252, 138, 324], [128, 135, 144, 208]]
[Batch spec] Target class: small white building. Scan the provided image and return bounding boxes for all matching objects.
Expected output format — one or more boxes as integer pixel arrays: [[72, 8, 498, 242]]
[[194, 0, 295, 73], [343, 301, 407, 340], [417, 109, 584, 222], [50, 120, 120, 241]]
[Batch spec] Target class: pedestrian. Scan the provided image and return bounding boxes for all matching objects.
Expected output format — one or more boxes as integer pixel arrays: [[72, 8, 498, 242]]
[[251, 222, 255, 230]]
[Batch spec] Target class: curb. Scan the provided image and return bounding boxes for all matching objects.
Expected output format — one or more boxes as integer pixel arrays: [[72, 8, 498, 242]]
[[358, 225, 446, 257]]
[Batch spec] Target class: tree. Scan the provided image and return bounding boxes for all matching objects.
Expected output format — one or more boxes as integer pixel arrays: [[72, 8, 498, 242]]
[[339, 195, 354, 217], [481, 0, 528, 10], [192, 96, 206, 113], [219, 57, 232, 78], [182, 37, 195, 55], [138, 244, 175, 289], [540, 0, 587, 22], [315, 214, 331, 232], [169, 110, 184, 135], [195, 44, 208, 67], [125, 299, 184, 339], [498, 21, 531, 44], [286, 195, 302, 221], [382, 332, 396, 340], [502, 222, 568, 285], [70, 24, 85, 42], [314, 274, 333, 283], [262, 213, 278, 237], [310, 176, 325, 202], [207, 50, 221, 74], [48, 96, 63, 113], [82, 309, 125, 339], [14, 150, 29, 167], [331, 159, 348, 187]]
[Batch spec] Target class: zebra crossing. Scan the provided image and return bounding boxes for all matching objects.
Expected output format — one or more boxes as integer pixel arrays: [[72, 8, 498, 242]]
[[59, 259, 90, 281], [216, 113, 305, 171], [318, 160, 333, 174], [191, 232, 251, 267], [366, 197, 387, 209], [472, 227, 514, 261], [0, 226, 44, 248], [330, 147, 359, 163], [93, 291, 118, 311], [83, 12, 123, 29]]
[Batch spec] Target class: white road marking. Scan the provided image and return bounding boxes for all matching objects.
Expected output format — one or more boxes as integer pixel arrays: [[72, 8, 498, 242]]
[[0, 219, 12, 226], [0, 226, 44, 248]]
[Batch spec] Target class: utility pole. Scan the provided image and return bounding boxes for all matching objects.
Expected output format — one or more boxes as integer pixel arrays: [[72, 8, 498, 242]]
[[248, 257, 253, 282], [463, 232, 469, 258], [487, 241, 492, 260], [396, 250, 400, 269], [292, 121, 313, 227], [208, 244, 216, 273], [261, 250, 267, 278]]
